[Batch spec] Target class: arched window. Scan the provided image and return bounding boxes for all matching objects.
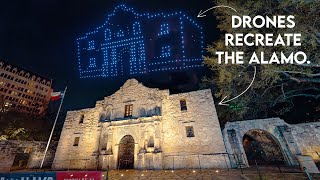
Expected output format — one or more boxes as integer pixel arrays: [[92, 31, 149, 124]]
[[116, 30, 124, 37], [148, 136, 154, 147], [88, 40, 95, 50], [180, 99, 187, 111], [79, 114, 84, 123], [6, 65, 11, 71], [133, 22, 141, 35], [159, 23, 169, 36], [25, 73, 30, 79], [89, 58, 96, 68], [105, 29, 111, 41]]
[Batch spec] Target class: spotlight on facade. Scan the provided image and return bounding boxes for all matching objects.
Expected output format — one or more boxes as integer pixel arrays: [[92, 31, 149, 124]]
[[121, 174, 124, 176], [70, 174, 73, 177], [85, 174, 88, 177], [193, 170, 196, 173], [171, 170, 174, 173], [215, 170, 219, 173], [102, 174, 105, 177], [141, 174, 144, 176]]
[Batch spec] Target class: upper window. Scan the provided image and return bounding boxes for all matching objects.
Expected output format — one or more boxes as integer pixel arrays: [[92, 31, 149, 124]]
[[186, 126, 195, 137], [88, 40, 95, 50], [73, 137, 80, 146], [133, 22, 141, 35], [116, 30, 124, 37], [180, 99, 187, 111], [159, 23, 169, 36], [89, 58, 96, 68], [161, 46, 171, 58], [124, 104, 133, 118], [79, 114, 84, 124], [148, 136, 154, 147], [105, 29, 111, 41]]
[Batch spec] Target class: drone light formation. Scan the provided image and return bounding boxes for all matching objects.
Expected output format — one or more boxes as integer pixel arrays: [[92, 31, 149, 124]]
[[76, 4, 204, 78]]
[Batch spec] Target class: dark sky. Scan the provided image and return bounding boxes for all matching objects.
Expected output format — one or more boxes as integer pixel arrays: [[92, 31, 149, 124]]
[[0, 1, 318, 125], [0, 0, 218, 111]]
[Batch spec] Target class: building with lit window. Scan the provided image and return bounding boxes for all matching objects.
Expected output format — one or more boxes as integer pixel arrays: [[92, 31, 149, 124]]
[[77, 4, 204, 78], [0, 60, 53, 114], [53, 79, 227, 170]]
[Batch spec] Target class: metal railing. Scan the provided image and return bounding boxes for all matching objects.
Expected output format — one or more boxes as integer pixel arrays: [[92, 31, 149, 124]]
[[163, 153, 230, 171]]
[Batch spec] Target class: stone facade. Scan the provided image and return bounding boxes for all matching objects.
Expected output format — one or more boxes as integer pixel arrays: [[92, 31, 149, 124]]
[[53, 79, 227, 170], [291, 122, 320, 162], [0, 140, 56, 172], [53, 79, 320, 172]]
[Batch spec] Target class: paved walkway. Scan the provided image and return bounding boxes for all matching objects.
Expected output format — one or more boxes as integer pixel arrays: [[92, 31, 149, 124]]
[[106, 169, 319, 180]]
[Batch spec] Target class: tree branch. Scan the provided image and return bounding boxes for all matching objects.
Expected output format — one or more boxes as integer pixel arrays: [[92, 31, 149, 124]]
[[275, 70, 320, 77], [285, 94, 320, 100], [294, 63, 320, 68], [281, 72, 320, 83], [272, 87, 320, 106], [261, 85, 283, 97]]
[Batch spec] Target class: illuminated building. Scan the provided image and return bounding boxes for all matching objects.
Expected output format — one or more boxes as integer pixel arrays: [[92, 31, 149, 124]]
[[53, 79, 227, 170], [77, 4, 204, 78], [51, 80, 320, 172], [0, 60, 53, 114]]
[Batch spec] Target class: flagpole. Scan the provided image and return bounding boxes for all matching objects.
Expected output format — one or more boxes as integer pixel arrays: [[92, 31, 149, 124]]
[[40, 86, 67, 169]]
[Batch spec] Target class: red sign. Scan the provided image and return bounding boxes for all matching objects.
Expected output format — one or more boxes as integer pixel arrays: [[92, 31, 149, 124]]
[[56, 171, 102, 180]]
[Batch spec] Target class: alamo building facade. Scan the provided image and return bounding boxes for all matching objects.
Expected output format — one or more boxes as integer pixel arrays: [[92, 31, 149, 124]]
[[53, 79, 320, 172], [53, 79, 227, 170]]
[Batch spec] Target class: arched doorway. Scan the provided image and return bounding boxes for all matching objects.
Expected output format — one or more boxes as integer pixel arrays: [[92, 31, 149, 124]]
[[118, 47, 131, 76], [243, 129, 286, 166], [118, 135, 135, 169]]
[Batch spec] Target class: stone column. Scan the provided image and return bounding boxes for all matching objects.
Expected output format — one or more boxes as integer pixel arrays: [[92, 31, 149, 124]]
[[297, 155, 320, 174], [134, 143, 139, 169]]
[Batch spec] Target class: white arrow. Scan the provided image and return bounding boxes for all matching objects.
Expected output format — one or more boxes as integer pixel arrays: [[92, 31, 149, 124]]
[[197, 5, 238, 18], [219, 66, 257, 106]]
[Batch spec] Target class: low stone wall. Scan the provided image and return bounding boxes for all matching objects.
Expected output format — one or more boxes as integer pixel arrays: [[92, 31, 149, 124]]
[[0, 140, 57, 172], [162, 154, 229, 170], [0, 144, 16, 172]]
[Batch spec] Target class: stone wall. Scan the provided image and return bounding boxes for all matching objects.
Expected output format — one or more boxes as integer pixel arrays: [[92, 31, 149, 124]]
[[52, 108, 101, 170], [291, 122, 320, 163], [0, 141, 15, 172], [0, 140, 56, 172], [162, 89, 228, 169]]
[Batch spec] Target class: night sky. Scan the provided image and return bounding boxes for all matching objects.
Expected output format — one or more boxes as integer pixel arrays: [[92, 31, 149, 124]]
[[0, 0, 218, 112], [0, 0, 318, 127]]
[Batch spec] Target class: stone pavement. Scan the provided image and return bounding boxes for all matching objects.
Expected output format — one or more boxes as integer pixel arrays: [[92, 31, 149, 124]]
[[105, 169, 320, 180]]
